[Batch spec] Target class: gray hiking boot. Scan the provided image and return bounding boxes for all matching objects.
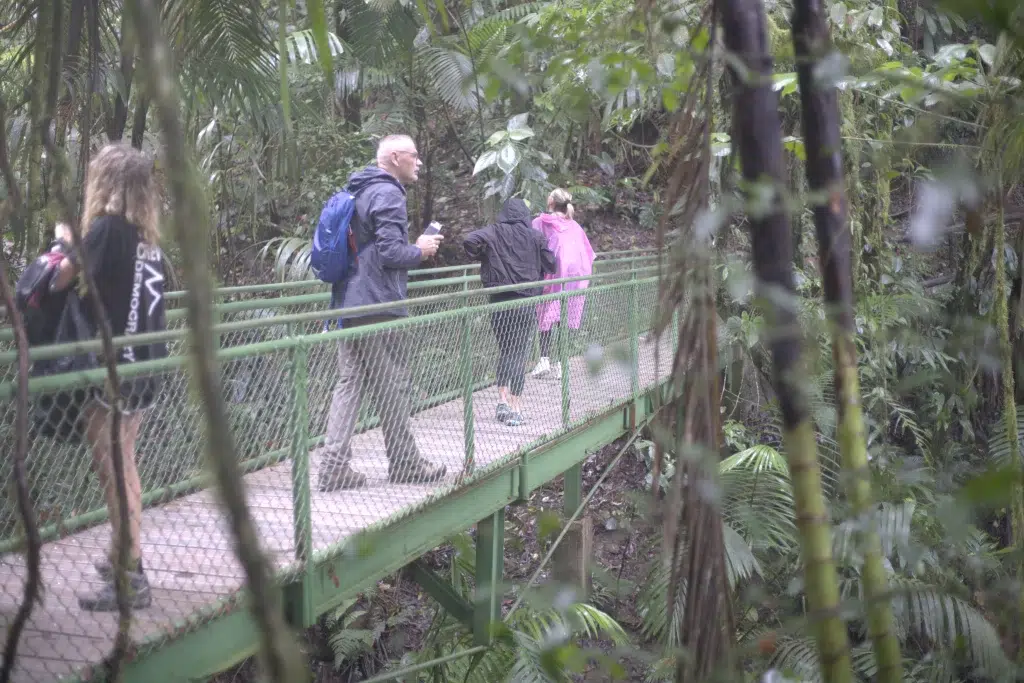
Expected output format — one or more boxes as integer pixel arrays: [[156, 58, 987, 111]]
[[496, 402, 511, 423], [505, 411, 525, 427], [79, 568, 152, 611], [318, 462, 368, 492], [389, 458, 447, 485]]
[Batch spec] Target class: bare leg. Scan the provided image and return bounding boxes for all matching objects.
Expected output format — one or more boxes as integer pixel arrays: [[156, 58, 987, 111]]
[[84, 401, 144, 566]]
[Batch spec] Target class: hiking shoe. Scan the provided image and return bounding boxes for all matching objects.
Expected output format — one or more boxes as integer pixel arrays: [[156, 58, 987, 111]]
[[496, 402, 511, 423], [79, 569, 152, 611], [389, 459, 447, 485], [318, 462, 368, 492], [94, 557, 146, 581], [530, 357, 552, 378], [505, 411, 525, 427]]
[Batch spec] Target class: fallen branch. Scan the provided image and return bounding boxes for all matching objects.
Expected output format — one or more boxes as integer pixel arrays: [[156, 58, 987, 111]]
[[0, 251, 42, 683]]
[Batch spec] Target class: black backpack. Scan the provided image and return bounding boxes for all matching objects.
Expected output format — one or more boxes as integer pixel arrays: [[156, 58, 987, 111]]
[[15, 244, 69, 346], [14, 243, 96, 441]]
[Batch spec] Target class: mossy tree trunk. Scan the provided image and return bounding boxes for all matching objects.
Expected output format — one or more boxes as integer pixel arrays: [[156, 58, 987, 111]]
[[792, 1, 902, 681], [719, 0, 853, 681]]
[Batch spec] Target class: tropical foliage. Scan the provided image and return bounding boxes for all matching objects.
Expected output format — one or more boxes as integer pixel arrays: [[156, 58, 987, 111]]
[[8, 0, 1024, 682]]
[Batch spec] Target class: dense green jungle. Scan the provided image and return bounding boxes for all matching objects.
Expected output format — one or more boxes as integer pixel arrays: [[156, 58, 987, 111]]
[[5, 0, 1024, 681]]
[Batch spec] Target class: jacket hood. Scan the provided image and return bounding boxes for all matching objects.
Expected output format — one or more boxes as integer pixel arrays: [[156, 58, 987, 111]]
[[496, 198, 532, 228], [346, 165, 406, 195], [537, 212, 574, 232]]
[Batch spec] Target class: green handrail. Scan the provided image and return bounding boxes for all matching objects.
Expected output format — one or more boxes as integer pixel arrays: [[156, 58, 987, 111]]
[[160, 247, 661, 302], [0, 251, 661, 345], [0, 266, 661, 367]]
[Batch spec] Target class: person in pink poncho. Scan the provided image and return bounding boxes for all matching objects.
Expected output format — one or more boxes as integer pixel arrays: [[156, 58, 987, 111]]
[[530, 188, 596, 380]]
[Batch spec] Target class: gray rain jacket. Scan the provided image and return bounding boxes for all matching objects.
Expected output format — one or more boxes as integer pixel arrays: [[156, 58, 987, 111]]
[[331, 166, 423, 319]]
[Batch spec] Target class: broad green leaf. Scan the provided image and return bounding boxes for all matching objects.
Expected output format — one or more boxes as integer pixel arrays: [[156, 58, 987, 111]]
[[979, 43, 997, 66], [507, 127, 534, 141], [829, 2, 848, 25], [691, 26, 710, 52], [507, 112, 530, 130], [497, 144, 520, 174], [487, 129, 509, 146], [782, 136, 806, 161], [656, 53, 675, 78], [473, 150, 498, 176], [663, 88, 679, 112], [772, 72, 797, 92], [867, 5, 883, 26]]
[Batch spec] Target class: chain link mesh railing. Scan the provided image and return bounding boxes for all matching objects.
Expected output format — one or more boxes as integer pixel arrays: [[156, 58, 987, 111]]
[[0, 255, 671, 683]]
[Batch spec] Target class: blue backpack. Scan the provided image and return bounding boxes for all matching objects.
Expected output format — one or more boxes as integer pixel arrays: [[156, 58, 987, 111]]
[[311, 189, 360, 284]]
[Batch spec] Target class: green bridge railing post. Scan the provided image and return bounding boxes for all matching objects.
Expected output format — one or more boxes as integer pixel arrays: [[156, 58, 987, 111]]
[[287, 325, 314, 624], [628, 259, 640, 400], [558, 297, 570, 429], [461, 306, 476, 477], [474, 508, 505, 646]]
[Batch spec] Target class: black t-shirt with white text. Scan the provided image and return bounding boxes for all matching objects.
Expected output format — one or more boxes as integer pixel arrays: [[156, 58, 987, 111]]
[[76, 214, 168, 409]]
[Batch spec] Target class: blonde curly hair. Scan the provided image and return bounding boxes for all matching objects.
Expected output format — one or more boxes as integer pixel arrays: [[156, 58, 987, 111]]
[[81, 142, 160, 245]]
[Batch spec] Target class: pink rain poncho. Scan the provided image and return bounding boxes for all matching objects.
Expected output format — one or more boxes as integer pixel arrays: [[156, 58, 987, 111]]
[[532, 213, 596, 333]]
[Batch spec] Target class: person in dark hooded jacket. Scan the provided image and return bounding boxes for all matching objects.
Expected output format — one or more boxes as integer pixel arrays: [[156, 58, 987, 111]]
[[465, 198, 556, 426]]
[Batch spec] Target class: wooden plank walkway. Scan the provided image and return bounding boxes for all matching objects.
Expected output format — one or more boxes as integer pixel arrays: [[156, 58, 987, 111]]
[[0, 334, 672, 683]]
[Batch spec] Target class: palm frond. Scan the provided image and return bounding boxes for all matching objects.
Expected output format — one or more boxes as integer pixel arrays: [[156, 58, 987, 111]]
[[720, 444, 799, 553], [257, 236, 314, 282], [463, 1, 552, 29], [986, 404, 1024, 467], [890, 578, 1013, 681], [416, 46, 480, 112], [770, 639, 879, 683], [832, 501, 914, 567], [282, 29, 344, 66]]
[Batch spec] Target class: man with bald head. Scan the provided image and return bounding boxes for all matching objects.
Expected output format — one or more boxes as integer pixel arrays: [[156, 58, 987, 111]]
[[318, 134, 447, 491]]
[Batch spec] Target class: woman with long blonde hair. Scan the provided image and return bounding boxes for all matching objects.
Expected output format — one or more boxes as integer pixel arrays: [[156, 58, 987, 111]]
[[52, 142, 167, 611]]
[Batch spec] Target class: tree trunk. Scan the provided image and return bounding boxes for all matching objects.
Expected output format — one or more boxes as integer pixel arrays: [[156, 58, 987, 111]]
[[131, 96, 149, 149], [106, 11, 135, 141], [792, 1, 902, 681], [25, 0, 54, 254], [719, 1, 853, 682], [334, 1, 362, 129]]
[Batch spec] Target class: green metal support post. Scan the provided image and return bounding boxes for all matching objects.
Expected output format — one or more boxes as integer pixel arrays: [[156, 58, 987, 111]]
[[287, 327, 314, 626], [461, 309, 476, 476], [474, 508, 505, 646], [628, 260, 640, 399], [564, 463, 582, 516], [558, 298, 570, 429]]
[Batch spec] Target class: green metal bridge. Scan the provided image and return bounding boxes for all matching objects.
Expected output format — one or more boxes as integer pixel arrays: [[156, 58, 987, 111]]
[[0, 249, 674, 683]]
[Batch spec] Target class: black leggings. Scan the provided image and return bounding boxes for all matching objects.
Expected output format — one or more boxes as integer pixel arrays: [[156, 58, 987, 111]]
[[539, 330, 552, 357], [491, 306, 536, 397], [539, 328, 576, 358]]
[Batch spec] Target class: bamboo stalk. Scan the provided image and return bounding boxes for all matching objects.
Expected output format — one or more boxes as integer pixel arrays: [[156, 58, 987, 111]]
[[791, 1, 902, 681], [993, 167, 1024, 660], [718, 1, 853, 681]]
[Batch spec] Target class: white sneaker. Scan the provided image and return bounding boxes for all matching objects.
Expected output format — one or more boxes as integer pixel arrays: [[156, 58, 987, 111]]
[[531, 357, 551, 378], [552, 362, 562, 380]]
